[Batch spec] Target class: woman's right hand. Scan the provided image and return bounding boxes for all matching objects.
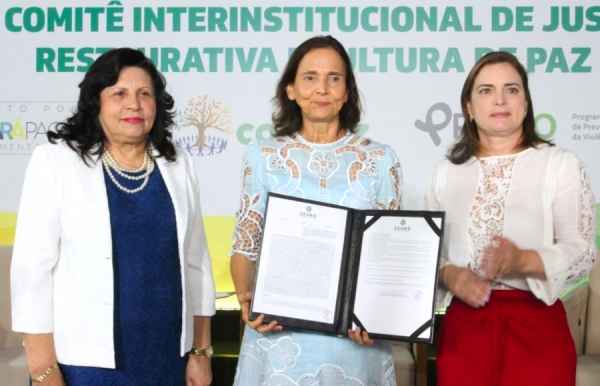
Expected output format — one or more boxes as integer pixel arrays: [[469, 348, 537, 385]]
[[22, 333, 65, 386], [441, 265, 491, 308], [237, 291, 283, 333], [33, 368, 66, 386]]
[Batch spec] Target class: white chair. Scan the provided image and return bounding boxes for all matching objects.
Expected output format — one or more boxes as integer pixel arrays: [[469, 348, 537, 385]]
[[0, 245, 29, 386], [562, 252, 600, 385], [392, 340, 431, 386], [391, 341, 416, 386]]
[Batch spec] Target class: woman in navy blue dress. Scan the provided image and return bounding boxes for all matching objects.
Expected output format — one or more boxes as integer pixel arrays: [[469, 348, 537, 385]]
[[11, 48, 216, 386]]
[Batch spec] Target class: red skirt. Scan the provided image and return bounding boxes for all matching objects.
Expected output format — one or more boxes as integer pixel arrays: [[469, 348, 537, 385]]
[[436, 289, 576, 386]]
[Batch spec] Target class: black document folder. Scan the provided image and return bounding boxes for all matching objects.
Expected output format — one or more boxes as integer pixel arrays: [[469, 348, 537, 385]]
[[249, 193, 445, 343]]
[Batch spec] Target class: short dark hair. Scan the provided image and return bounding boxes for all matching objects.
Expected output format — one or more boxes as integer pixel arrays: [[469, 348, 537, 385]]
[[48, 47, 176, 164], [448, 51, 553, 164], [272, 35, 361, 136]]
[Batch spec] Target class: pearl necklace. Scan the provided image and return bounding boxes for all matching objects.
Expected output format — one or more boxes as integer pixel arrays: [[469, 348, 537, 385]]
[[101, 149, 155, 194]]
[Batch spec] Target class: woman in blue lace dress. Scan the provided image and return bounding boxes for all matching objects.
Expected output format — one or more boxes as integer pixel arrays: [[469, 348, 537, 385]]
[[230, 36, 402, 386], [11, 48, 215, 386]]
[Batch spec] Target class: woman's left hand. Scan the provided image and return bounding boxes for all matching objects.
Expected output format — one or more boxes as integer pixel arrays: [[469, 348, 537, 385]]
[[346, 327, 375, 346], [481, 235, 523, 279], [186, 355, 212, 386]]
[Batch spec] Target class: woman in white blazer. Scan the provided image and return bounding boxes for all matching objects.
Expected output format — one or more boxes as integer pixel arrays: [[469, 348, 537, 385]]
[[11, 48, 216, 386], [426, 51, 596, 385]]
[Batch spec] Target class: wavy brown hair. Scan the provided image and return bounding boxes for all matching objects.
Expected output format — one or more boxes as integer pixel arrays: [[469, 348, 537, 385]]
[[272, 35, 361, 137], [448, 51, 553, 164]]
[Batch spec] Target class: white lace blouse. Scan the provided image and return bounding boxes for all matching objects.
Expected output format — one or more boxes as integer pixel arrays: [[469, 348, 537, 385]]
[[425, 145, 596, 308]]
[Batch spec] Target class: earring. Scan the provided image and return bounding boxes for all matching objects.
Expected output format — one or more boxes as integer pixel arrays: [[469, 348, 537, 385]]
[[470, 114, 474, 122]]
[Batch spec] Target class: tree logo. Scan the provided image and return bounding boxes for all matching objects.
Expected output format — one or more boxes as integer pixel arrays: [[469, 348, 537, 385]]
[[173, 95, 233, 157]]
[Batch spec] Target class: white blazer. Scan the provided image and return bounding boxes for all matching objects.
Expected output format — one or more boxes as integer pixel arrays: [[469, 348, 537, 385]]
[[11, 141, 216, 369]]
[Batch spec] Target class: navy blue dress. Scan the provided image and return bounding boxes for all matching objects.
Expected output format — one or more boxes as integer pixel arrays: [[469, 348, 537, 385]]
[[60, 165, 187, 386]]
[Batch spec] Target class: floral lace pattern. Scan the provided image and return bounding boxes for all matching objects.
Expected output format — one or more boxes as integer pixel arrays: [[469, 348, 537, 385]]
[[468, 156, 517, 289], [431, 145, 597, 307], [308, 150, 340, 178], [231, 134, 400, 385], [578, 162, 597, 256], [256, 334, 302, 372], [270, 365, 364, 386], [235, 335, 396, 386], [232, 160, 264, 258], [371, 357, 397, 386], [467, 153, 597, 292], [236, 344, 270, 386], [557, 160, 597, 288], [231, 134, 403, 260]]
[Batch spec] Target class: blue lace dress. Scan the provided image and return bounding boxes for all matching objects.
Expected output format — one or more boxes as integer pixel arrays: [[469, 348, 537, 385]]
[[59, 165, 186, 386], [231, 133, 403, 386]]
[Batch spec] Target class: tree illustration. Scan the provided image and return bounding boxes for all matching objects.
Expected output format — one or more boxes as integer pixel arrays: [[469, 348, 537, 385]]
[[175, 95, 233, 147]]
